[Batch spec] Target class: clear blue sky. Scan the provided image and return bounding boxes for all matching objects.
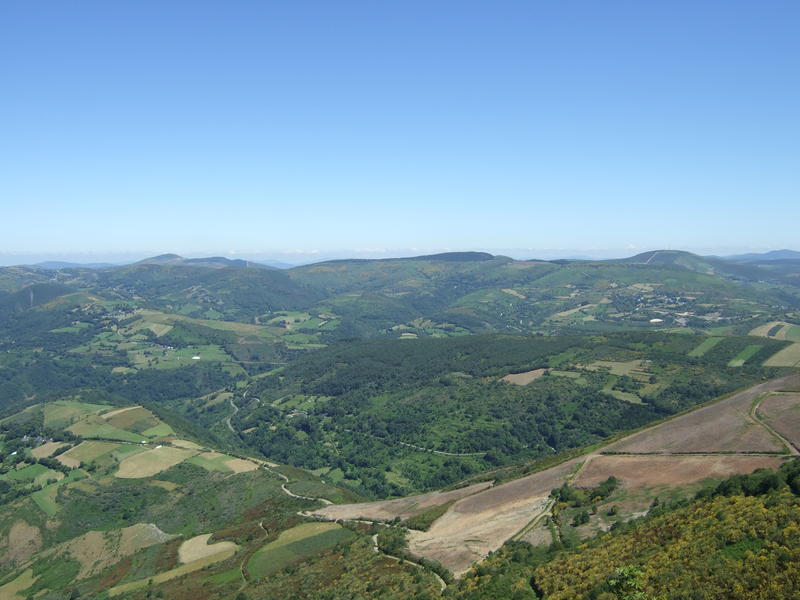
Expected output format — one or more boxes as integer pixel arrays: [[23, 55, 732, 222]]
[[2, 1, 798, 263]]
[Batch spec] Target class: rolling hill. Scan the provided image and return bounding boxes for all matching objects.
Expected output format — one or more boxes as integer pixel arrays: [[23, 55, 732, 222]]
[[0, 249, 798, 598]]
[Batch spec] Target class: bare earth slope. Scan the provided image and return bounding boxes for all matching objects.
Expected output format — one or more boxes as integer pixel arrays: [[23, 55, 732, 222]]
[[407, 459, 578, 575], [313, 481, 492, 522], [757, 392, 800, 452], [603, 376, 798, 454]]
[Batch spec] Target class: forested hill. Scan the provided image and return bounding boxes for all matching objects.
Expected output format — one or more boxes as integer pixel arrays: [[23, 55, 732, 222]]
[[228, 332, 788, 497]]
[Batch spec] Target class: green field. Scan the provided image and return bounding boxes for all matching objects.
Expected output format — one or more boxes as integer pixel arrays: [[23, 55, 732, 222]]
[[728, 344, 763, 367], [50, 322, 91, 333], [142, 423, 175, 437], [67, 421, 148, 443], [44, 400, 114, 429], [29, 469, 87, 516], [31, 484, 60, 516], [187, 453, 236, 473], [2, 463, 50, 481], [785, 325, 800, 342], [688, 336, 724, 357], [61, 440, 121, 463], [247, 523, 356, 578]]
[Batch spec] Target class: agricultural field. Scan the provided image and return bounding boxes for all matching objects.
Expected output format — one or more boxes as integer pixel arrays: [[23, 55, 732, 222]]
[[687, 336, 723, 357], [314, 481, 493, 522], [115, 446, 198, 478], [406, 460, 578, 576], [749, 321, 800, 341], [247, 522, 356, 578], [728, 343, 764, 366], [178, 533, 238, 563], [66, 418, 148, 443], [756, 392, 800, 451], [573, 454, 786, 489], [186, 451, 258, 474], [763, 342, 800, 367], [500, 368, 548, 385], [30, 441, 67, 459], [43, 400, 114, 429], [604, 377, 796, 454], [57, 441, 121, 466]]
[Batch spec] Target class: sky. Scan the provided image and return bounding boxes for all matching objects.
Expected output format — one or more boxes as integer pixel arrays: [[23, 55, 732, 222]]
[[2, 1, 798, 264]]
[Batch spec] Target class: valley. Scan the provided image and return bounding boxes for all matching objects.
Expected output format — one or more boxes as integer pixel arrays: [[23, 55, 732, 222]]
[[0, 250, 799, 599]]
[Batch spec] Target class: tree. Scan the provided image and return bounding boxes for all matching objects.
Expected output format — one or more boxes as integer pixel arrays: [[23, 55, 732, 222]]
[[607, 566, 655, 600]]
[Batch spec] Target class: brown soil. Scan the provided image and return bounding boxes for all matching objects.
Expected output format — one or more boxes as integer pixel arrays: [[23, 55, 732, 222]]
[[0, 521, 42, 568], [116, 447, 196, 478], [605, 377, 800, 454], [407, 459, 579, 576], [573, 454, 786, 488], [757, 392, 800, 450], [95, 556, 132, 592], [49, 523, 176, 579], [178, 534, 238, 564], [501, 368, 548, 386], [31, 441, 68, 459], [225, 458, 258, 473], [311, 481, 493, 522]]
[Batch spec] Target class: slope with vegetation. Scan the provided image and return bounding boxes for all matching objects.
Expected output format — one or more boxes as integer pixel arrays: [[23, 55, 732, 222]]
[[0, 250, 798, 598]]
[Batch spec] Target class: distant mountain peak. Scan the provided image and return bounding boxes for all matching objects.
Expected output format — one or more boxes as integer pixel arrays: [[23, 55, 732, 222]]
[[399, 251, 496, 262], [133, 254, 273, 269], [137, 253, 185, 265]]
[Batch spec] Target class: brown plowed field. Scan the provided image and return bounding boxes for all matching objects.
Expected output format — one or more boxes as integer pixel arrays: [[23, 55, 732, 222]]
[[501, 368, 547, 385], [604, 377, 800, 454], [312, 481, 492, 522], [31, 441, 67, 459], [757, 392, 800, 451], [407, 459, 579, 576], [573, 454, 787, 488]]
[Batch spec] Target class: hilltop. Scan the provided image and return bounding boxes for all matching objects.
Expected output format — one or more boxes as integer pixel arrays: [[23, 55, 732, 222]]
[[4, 248, 798, 340]]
